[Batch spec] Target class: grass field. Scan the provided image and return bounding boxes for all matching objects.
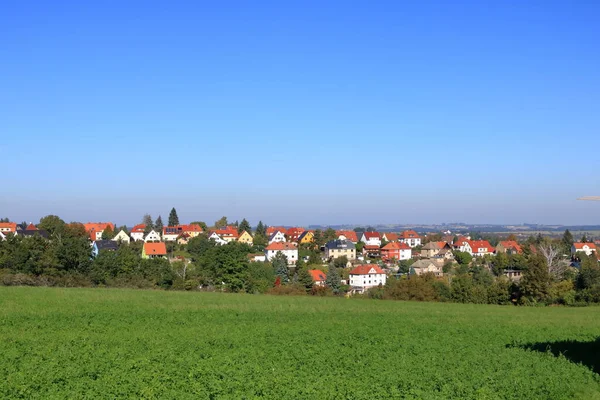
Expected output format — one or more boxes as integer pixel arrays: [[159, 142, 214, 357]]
[[1, 288, 599, 399]]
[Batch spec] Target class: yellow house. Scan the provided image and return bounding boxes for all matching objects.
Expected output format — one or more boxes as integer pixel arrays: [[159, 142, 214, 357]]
[[298, 231, 314, 244], [237, 230, 254, 246]]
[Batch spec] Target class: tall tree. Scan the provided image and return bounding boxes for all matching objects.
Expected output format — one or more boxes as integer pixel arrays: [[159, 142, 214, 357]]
[[520, 254, 550, 303], [272, 252, 289, 283], [581, 234, 589, 243], [214, 216, 228, 229], [238, 218, 251, 234], [142, 214, 154, 235], [325, 265, 342, 294], [297, 265, 314, 292], [323, 228, 337, 243], [154, 215, 164, 233], [562, 229, 574, 250], [256, 221, 266, 236], [168, 208, 180, 226], [101, 225, 115, 240], [38, 215, 66, 236]]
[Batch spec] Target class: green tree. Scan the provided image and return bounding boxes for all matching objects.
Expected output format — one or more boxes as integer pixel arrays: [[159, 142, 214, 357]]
[[38, 215, 66, 236], [577, 253, 600, 290], [101, 225, 115, 240], [238, 218, 251, 234], [297, 265, 314, 292], [168, 207, 180, 226], [520, 254, 551, 304], [562, 229, 574, 252], [492, 251, 509, 275], [581, 234, 589, 243], [308, 251, 322, 266], [272, 252, 289, 283], [190, 221, 208, 231], [255, 221, 266, 236], [399, 258, 415, 274], [325, 265, 342, 294], [333, 255, 349, 269], [253, 234, 268, 248], [0, 217, 9, 223], [142, 214, 153, 235], [323, 228, 337, 243], [214, 216, 228, 229], [313, 230, 324, 247], [453, 251, 472, 266], [154, 215, 164, 232], [187, 235, 216, 262]]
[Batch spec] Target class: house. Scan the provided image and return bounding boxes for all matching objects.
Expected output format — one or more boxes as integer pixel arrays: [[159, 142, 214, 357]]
[[381, 242, 412, 261], [285, 227, 305, 243], [468, 240, 495, 257], [144, 230, 162, 243], [91, 240, 118, 257], [349, 265, 387, 294], [268, 230, 287, 244], [177, 233, 191, 245], [214, 226, 239, 242], [0, 222, 17, 234], [309, 270, 327, 286], [162, 226, 182, 242], [208, 231, 228, 245], [237, 230, 254, 246], [324, 239, 356, 260], [130, 224, 146, 241], [442, 235, 455, 244], [16, 227, 49, 239], [421, 242, 453, 259], [0, 231, 7, 241], [572, 243, 597, 257], [360, 231, 381, 246], [410, 259, 443, 276], [182, 224, 203, 237], [248, 253, 267, 262], [398, 230, 422, 247], [111, 230, 131, 244], [362, 245, 381, 258], [496, 241, 522, 255], [83, 222, 115, 241], [381, 233, 399, 242], [336, 230, 358, 243], [265, 242, 298, 264], [298, 230, 315, 244], [266, 226, 286, 237], [142, 242, 167, 259], [503, 269, 523, 281]]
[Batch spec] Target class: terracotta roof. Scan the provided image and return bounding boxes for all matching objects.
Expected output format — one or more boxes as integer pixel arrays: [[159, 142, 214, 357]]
[[363, 245, 380, 250], [215, 226, 239, 238], [399, 230, 420, 239], [336, 230, 358, 242], [144, 242, 167, 255], [0, 222, 17, 232], [574, 243, 596, 250], [384, 233, 399, 241], [83, 222, 115, 240], [266, 226, 286, 236], [382, 242, 410, 250], [469, 240, 494, 253], [350, 265, 385, 275], [265, 242, 296, 251], [131, 224, 146, 233], [499, 240, 522, 253], [285, 227, 305, 240], [309, 270, 326, 282], [182, 224, 203, 233], [435, 241, 449, 249], [363, 231, 380, 239]]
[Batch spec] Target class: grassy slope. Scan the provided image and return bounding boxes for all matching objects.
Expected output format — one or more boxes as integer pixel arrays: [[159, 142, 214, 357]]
[[0, 287, 599, 399]]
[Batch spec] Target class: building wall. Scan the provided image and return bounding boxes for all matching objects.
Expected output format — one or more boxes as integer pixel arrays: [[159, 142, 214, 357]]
[[326, 248, 356, 260]]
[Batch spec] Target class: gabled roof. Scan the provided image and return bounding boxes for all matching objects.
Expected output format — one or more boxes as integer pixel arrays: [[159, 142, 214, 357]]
[[83, 222, 115, 240], [131, 224, 146, 233], [182, 224, 203, 233], [363, 231, 380, 239], [573, 242, 596, 250], [309, 269, 326, 282], [285, 227, 305, 240], [325, 239, 355, 250], [499, 240, 522, 253], [399, 230, 420, 239], [266, 226, 286, 236], [382, 242, 410, 250], [25, 223, 38, 231], [350, 265, 385, 275], [469, 240, 494, 252], [94, 240, 118, 251], [265, 242, 296, 251], [215, 226, 239, 238], [268, 231, 285, 240], [0, 222, 17, 232], [298, 231, 314, 241], [144, 242, 167, 255], [422, 242, 441, 250], [363, 245, 380, 250], [383, 233, 399, 242], [336, 230, 358, 242]]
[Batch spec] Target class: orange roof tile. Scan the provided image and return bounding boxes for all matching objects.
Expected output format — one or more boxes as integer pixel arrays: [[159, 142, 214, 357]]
[[336, 230, 358, 242], [308, 269, 326, 282], [399, 230, 420, 239], [0, 222, 17, 232], [350, 265, 385, 275], [266, 242, 296, 251], [574, 243, 596, 250], [144, 242, 167, 255]]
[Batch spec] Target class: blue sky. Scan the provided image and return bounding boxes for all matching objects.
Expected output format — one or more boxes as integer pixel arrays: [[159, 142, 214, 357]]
[[1, 1, 599, 226]]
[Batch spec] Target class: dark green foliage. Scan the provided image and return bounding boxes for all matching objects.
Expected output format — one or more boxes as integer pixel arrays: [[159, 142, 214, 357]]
[[323, 228, 337, 243], [190, 221, 208, 231], [214, 216, 228, 229], [154, 215, 164, 232], [297, 266, 314, 292], [562, 229, 574, 253], [332, 255, 348, 269], [520, 254, 551, 304], [399, 258, 415, 274], [142, 214, 153, 235], [255, 221, 266, 236], [453, 251, 472, 265], [272, 252, 289, 284], [187, 235, 217, 261], [194, 242, 250, 292], [168, 207, 180, 226], [101, 225, 115, 240], [238, 218, 251, 235], [245, 262, 275, 294], [325, 265, 341, 294], [38, 215, 66, 236]]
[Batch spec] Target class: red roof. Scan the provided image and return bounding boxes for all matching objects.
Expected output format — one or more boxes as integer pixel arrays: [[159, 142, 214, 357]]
[[399, 230, 420, 239], [382, 242, 410, 250], [499, 240, 522, 253], [285, 227, 305, 241], [363, 245, 380, 250], [0, 222, 17, 232], [131, 224, 146, 233], [336, 230, 358, 242], [266, 242, 296, 251], [83, 222, 115, 240], [266, 226, 286, 236], [350, 265, 385, 275], [215, 226, 239, 238], [308, 269, 326, 282], [383, 233, 399, 241], [363, 231, 380, 239], [182, 224, 203, 233], [435, 241, 450, 249], [25, 223, 38, 231], [469, 240, 494, 253], [144, 242, 167, 255], [574, 243, 596, 250]]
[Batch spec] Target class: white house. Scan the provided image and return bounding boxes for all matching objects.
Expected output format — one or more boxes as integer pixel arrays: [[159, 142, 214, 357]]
[[398, 230, 422, 248], [360, 232, 381, 246], [162, 226, 180, 242], [0, 231, 6, 241], [572, 242, 597, 257], [268, 231, 286, 244], [349, 265, 387, 294], [144, 230, 162, 243], [208, 231, 228, 246], [468, 240, 495, 257], [130, 224, 146, 241], [265, 242, 298, 264], [112, 230, 131, 244]]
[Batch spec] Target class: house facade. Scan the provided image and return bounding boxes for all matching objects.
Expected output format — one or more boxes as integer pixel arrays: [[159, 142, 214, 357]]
[[309, 270, 326, 286], [92, 240, 118, 257], [0, 222, 17, 234], [112, 230, 131, 244], [142, 242, 167, 259], [84, 222, 115, 241], [410, 259, 443, 276], [324, 239, 356, 260], [268, 231, 286, 244], [298, 231, 315, 244], [381, 242, 411, 261], [572, 243, 597, 257], [496, 241, 522, 255], [237, 230, 254, 246], [336, 230, 358, 243], [468, 240, 495, 257], [208, 231, 228, 245], [265, 242, 298, 264], [398, 230, 422, 247], [360, 232, 381, 246], [144, 230, 162, 243], [381, 233, 399, 242], [349, 265, 387, 294], [285, 227, 305, 243], [130, 224, 146, 241]]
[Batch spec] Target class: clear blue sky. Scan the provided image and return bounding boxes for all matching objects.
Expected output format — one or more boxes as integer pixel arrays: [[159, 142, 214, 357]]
[[2, 1, 599, 226]]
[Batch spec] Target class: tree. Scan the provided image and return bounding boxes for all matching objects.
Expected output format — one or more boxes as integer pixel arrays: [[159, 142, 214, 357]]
[[0, 217, 9, 223], [297, 265, 314, 292], [333, 255, 349, 269], [313, 230, 324, 247], [190, 221, 208, 231], [562, 229, 574, 251], [325, 265, 342, 294], [38, 215, 66, 236], [581, 234, 589, 243], [272, 252, 289, 283], [187, 235, 216, 262], [168, 208, 180, 227], [520, 254, 551, 304], [101, 225, 115, 240], [238, 218, 251, 235], [538, 242, 564, 280], [256, 221, 266, 236], [307, 251, 322, 266], [142, 214, 153, 235], [323, 228, 337, 243], [453, 251, 472, 266], [214, 216, 228, 229], [154, 215, 164, 232]]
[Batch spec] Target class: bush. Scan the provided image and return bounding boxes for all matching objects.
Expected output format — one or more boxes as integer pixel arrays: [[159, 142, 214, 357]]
[[267, 284, 307, 296]]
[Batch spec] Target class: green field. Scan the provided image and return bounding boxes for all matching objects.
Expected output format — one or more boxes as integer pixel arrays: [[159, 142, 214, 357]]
[[1, 288, 599, 399]]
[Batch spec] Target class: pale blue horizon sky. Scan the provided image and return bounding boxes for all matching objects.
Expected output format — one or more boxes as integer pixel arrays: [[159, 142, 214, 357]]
[[1, 1, 599, 226]]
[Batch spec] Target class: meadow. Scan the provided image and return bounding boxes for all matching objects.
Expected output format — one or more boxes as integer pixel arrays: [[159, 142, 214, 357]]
[[0, 287, 599, 399]]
